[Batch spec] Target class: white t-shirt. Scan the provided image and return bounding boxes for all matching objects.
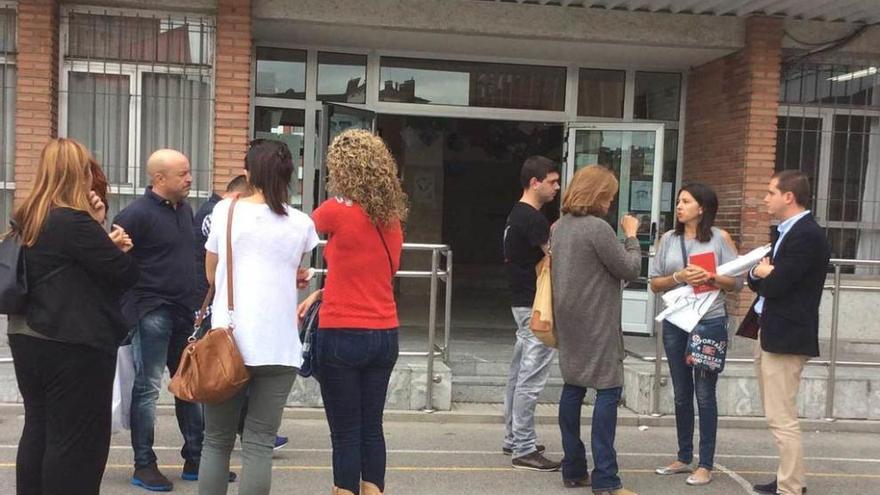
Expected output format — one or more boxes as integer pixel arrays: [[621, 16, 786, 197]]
[[206, 199, 319, 367]]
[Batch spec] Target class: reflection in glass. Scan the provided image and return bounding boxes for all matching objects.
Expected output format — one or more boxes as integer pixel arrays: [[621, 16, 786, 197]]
[[379, 57, 565, 111], [578, 68, 625, 118], [67, 13, 213, 65], [780, 64, 878, 106], [256, 47, 306, 99], [318, 52, 366, 104], [634, 71, 681, 121], [0, 8, 15, 53], [572, 129, 658, 286], [254, 107, 305, 208]]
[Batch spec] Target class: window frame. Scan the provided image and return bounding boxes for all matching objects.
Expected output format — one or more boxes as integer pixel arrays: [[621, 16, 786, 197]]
[[1, 2, 17, 203], [58, 5, 216, 200], [777, 104, 880, 233]]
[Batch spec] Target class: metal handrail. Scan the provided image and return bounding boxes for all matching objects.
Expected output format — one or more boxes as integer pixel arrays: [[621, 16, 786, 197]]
[[647, 258, 880, 421], [313, 240, 453, 413], [0, 242, 454, 413]]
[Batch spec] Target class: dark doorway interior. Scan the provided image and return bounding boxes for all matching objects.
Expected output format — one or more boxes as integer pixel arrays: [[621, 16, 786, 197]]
[[377, 115, 563, 329]]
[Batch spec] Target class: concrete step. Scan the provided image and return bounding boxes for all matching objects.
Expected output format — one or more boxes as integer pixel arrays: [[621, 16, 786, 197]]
[[451, 375, 566, 403], [450, 358, 880, 421], [0, 355, 453, 411]]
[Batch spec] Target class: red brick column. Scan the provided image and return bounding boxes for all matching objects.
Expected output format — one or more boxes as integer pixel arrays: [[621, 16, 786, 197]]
[[683, 16, 783, 318], [213, 0, 252, 191], [14, 0, 59, 205]]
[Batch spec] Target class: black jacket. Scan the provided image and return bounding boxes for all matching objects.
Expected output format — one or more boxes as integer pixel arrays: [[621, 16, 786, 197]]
[[24, 208, 140, 355], [747, 213, 831, 357]]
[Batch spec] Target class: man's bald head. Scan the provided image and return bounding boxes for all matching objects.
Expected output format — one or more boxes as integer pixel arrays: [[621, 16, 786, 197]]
[[147, 149, 189, 179], [147, 148, 192, 203]]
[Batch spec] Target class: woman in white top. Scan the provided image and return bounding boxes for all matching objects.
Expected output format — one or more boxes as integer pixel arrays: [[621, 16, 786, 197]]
[[198, 140, 319, 495]]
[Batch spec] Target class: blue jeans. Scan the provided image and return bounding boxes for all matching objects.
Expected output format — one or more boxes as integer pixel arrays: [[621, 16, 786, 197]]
[[318, 329, 398, 494], [503, 307, 556, 458], [130, 306, 204, 469], [559, 385, 623, 492], [662, 317, 726, 470]]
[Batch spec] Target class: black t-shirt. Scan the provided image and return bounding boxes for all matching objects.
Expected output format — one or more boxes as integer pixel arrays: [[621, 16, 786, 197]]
[[503, 202, 550, 307]]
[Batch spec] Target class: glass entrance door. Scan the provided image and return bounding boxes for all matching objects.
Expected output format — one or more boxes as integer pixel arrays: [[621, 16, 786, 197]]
[[564, 122, 665, 334], [312, 103, 377, 208]]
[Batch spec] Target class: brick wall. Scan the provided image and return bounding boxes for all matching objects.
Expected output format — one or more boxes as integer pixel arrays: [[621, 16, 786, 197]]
[[14, 0, 59, 205], [213, 0, 252, 191], [683, 16, 783, 318]]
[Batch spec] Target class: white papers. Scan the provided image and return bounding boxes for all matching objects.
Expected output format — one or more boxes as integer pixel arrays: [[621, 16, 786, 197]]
[[654, 244, 772, 332]]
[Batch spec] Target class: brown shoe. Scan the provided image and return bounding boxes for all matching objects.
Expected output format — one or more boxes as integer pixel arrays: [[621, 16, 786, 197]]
[[332, 487, 355, 495], [595, 489, 638, 495], [361, 481, 384, 495]]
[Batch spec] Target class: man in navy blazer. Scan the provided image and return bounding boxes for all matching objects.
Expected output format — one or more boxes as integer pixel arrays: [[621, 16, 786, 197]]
[[747, 170, 831, 495]]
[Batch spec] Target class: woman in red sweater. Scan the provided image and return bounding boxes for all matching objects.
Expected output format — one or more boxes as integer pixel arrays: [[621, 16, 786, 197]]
[[298, 129, 407, 495]]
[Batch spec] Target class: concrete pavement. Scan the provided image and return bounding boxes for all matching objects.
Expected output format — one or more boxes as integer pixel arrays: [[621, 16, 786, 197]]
[[0, 408, 877, 494]]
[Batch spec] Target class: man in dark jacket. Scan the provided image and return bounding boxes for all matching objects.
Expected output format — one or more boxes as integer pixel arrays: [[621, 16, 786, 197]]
[[747, 170, 831, 495], [115, 149, 231, 491]]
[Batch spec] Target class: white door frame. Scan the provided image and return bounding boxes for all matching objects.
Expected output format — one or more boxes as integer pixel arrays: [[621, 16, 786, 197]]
[[564, 121, 665, 335]]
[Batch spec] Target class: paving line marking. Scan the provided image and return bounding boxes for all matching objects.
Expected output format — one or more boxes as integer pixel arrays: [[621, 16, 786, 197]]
[[0, 445, 878, 465], [715, 462, 756, 494], [0, 463, 876, 480]]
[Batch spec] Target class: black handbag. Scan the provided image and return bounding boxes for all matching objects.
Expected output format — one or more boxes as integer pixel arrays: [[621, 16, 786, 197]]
[[0, 231, 27, 315], [298, 299, 321, 378]]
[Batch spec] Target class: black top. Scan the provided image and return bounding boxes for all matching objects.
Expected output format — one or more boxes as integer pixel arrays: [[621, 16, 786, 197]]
[[24, 208, 139, 355], [113, 187, 197, 326], [192, 193, 222, 305], [503, 201, 550, 307], [747, 214, 831, 357]]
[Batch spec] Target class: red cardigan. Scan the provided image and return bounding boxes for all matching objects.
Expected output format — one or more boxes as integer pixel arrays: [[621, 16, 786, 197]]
[[312, 198, 402, 330]]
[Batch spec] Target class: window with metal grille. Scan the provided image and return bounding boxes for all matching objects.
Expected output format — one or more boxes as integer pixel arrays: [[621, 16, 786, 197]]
[[59, 7, 215, 219], [777, 60, 880, 274], [0, 4, 15, 228]]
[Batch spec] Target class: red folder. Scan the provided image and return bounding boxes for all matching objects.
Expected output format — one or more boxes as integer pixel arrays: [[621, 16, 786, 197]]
[[689, 251, 717, 294]]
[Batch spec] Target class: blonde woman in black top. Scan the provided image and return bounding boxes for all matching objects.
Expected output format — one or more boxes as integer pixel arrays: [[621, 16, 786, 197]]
[[8, 138, 138, 495]]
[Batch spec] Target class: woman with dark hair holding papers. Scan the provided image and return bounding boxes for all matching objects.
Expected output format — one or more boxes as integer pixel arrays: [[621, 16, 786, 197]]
[[648, 182, 743, 487]]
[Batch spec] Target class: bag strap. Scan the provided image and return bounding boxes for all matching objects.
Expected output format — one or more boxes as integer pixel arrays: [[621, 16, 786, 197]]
[[678, 234, 689, 269], [193, 199, 239, 332], [375, 224, 394, 277]]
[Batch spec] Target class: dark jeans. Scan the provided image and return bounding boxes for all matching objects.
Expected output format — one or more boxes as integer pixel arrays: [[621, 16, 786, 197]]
[[317, 329, 398, 494], [559, 384, 623, 492], [10, 334, 116, 495], [662, 317, 726, 470], [130, 305, 204, 469]]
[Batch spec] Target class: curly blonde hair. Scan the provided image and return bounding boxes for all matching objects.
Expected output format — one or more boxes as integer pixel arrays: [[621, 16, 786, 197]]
[[326, 129, 408, 225]]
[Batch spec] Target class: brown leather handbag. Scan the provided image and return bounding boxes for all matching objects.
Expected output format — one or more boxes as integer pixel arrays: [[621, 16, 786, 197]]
[[169, 199, 250, 404]]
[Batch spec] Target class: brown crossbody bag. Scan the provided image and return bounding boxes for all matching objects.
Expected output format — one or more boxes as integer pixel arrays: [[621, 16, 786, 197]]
[[169, 199, 250, 404]]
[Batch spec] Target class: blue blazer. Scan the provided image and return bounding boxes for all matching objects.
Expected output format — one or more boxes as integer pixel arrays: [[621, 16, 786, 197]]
[[747, 213, 831, 357]]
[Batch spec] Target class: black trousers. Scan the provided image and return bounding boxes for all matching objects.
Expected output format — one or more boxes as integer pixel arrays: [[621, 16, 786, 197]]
[[9, 334, 116, 495]]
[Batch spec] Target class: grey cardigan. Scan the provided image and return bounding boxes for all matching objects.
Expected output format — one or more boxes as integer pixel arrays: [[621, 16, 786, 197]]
[[551, 214, 641, 390]]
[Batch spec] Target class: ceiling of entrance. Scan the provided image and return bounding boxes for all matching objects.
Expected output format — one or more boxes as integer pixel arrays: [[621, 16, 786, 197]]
[[477, 0, 880, 24]]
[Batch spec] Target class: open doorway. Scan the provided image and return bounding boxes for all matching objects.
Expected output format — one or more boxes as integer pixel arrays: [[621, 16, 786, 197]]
[[377, 115, 563, 330]]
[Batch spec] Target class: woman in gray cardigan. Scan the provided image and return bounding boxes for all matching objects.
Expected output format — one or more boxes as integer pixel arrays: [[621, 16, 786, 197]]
[[551, 165, 641, 495]]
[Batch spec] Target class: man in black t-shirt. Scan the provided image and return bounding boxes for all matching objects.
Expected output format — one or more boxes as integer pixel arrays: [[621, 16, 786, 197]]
[[501, 156, 561, 472]]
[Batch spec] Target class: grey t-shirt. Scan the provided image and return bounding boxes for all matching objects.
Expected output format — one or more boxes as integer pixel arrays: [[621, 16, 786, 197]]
[[649, 227, 743, 320]]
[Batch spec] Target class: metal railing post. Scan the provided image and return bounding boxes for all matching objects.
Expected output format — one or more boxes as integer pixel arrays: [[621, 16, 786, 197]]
[[424, 248, 440, 413], [651, 291, 664, 417], [824, 263, 842, 421], [443, 249, 453, 364]]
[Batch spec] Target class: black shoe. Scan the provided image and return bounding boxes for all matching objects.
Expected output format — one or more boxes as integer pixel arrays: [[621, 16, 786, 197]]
[[131, 464, 173, 492], [502, 444, 546, 455], [752, 479, 806, 494], [563, 475, 591, 488], [511, 451, 561, 472], [181, 460, 237, 482]]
